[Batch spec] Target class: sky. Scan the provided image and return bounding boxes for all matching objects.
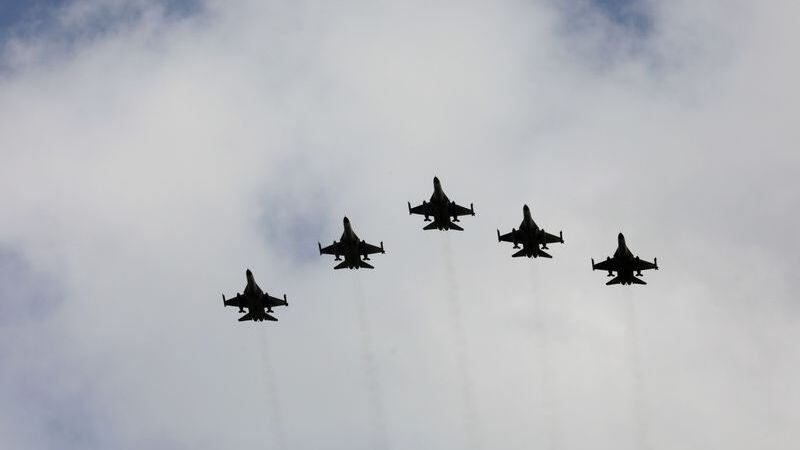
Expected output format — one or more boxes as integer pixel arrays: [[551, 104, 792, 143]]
[[0, 0, 799, 449]]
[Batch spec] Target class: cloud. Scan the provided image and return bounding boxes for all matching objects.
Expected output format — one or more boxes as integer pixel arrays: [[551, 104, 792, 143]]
[[0, 0, 201, 73], [0, 248, 110, 449], [0, 0, 798, 449]]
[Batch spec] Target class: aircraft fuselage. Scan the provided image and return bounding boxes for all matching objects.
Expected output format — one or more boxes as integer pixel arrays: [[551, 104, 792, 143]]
[[512, 205, 552, 257], [243, 269, 264, 298], [238, 270, 275, 321], [609, 235, 641, 284], [426, 177, 458, 229], [337, 217, 368, 269]]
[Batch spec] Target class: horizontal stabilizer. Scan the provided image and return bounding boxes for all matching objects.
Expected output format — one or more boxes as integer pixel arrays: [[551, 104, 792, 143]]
[[606, 276, 623, 285], [423, 221, 439, 230], [359, 260, 374, 269], [511, 248, 552, 258], [334, 260, 349, 270], [512, 248, 528, 258], [238, 312, 278, 322], [448, 222, 464, 231], [630, 276, 647, 285]]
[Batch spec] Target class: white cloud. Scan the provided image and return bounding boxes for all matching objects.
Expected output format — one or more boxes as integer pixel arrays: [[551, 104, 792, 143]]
[[1, 0, 798, 449]]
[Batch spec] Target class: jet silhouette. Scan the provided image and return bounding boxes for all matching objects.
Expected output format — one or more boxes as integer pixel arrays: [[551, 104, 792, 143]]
[[319, 217, 385, 269], [497, 204, 564, 258], [592, 233, 658, 285], [222, 269, 288, 321], [408, 176, 475, 231]]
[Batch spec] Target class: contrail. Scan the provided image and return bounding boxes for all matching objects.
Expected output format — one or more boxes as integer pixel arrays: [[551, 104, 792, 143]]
[[352, 275, 390, 450], [529, 264, 561, 450], [623, 289, 650, 450], [441, 234, 483, 450], [258, 328, 287, 450]]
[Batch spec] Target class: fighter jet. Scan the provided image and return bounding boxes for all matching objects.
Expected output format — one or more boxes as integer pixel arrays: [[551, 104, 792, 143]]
[[591, 233, 658, 285], [318, 217, 385, 269], [408, 176, 475, 231], [222, 269, 288, 321], [497, 204, 564, 258]]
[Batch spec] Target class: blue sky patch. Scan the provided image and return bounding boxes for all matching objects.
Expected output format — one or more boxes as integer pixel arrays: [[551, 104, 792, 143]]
[[591, 0, 652, 34], [0, 1, 67, 30], [0, 0, 201, 41], [0, 248, 63, 324]]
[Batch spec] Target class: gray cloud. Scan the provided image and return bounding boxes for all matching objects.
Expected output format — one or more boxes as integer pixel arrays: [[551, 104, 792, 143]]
[[0, 248, 110, 449], [0, 0, 798, 449]]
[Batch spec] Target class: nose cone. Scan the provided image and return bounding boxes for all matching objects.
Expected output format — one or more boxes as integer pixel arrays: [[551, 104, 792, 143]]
[[523, 204, 530, 213], [433, 176, 440, 185], [246, 269, 252, 276], [618, 233, 625, 244], [343, 216, 350, 225]]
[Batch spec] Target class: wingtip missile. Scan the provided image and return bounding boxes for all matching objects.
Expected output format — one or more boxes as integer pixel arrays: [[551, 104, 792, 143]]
[[380, 241, 385, 253], [496, 229, 501, 242], [591, 258, 595, 270], [470, 203, 475, 216], [318, 242, 323, 255], [407, 201, 412, 215], [284, 293, 288, 306], [654, 257, 658, 270], [559, 230, 564, 243]]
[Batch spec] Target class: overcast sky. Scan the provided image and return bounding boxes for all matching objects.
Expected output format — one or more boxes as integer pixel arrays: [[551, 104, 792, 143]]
[[1, 0, 799, 449]]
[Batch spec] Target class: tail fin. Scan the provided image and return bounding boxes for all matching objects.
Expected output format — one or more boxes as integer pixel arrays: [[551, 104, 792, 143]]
[[334, 261, 349, 270], [359, 260, 374, 269]]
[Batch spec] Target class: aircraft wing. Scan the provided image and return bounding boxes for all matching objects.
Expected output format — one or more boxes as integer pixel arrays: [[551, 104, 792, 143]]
[[359, 240, 385, 255], [542, 230, 564, 244], [592, 257, 619, 272], [319, 240, 345, 255], [408, 201, 433, 216], [223, 293, 246, 308], [497, 229, 518, 243], [632, 257, 658, 272], [450, 202, 475, 217], [263, 293, 288, 309]]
